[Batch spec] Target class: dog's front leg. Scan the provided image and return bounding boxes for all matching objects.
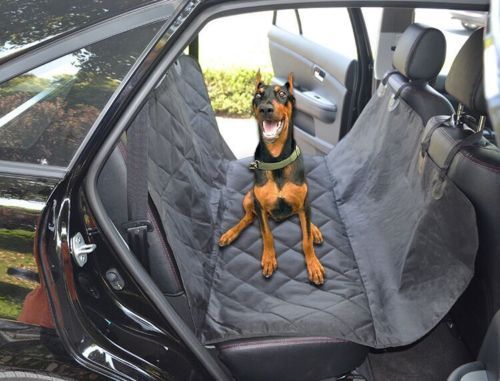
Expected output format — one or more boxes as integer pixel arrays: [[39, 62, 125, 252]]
[[255, 200, 277, 278], [219, 191, 255, 247], [298, 205, 325, 285]]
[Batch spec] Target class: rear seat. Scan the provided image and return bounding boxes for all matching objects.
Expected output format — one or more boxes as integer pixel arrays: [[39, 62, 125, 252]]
[[96, 23, 473, 380], [421, 28, 500, 355]]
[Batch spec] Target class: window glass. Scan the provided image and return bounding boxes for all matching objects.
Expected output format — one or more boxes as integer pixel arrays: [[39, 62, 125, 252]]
[[299, 8, 357, 59], [0, 0, 160, 59], [199, 11, 274, 71], [362, 8, 383, 60], [273, 10, 302, 36], [275, 8, 357, 59], [0, 22, 160, 166], [414, 9, 488, 74]]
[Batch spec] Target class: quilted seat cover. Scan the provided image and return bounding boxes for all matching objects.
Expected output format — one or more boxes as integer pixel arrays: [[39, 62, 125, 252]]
[[143, 55, 478, 348]]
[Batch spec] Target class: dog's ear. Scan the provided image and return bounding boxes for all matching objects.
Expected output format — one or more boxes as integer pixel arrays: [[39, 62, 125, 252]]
[[255, 69, 262, 91], [285, 72, 294, 95]]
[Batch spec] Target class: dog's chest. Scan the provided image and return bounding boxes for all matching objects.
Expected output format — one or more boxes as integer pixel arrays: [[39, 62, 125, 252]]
[[253, 173, 307, 219]]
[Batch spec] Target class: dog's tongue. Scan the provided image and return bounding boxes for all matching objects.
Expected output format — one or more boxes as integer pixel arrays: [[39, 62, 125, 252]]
[[263, 120, 279, 134]]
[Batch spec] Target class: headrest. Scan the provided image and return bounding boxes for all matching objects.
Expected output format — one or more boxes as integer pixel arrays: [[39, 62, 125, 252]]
[[393, 23, 446, 81], [445, 28, 487, 115]]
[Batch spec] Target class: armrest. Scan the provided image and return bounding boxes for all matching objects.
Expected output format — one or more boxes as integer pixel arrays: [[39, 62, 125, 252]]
[[294, 89, 337, 123]]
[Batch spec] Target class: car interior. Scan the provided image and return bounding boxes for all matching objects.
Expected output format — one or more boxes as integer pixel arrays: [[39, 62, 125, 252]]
[[94, 6, 500, 381]]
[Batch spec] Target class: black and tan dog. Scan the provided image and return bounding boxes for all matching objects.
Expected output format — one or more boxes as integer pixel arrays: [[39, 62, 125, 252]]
[[219, 72, 325, 285]]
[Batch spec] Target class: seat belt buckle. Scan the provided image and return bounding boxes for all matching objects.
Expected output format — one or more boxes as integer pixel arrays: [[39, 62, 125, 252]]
[[122, 220, 154, 233], [122, 220, 153, 270]]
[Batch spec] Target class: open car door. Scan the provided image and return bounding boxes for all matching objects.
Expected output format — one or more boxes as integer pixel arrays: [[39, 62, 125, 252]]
[[268, 8, 371, 154]]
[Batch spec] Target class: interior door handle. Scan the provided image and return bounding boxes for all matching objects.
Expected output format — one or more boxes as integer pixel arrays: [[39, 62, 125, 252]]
[[313, 66, 326, 82]]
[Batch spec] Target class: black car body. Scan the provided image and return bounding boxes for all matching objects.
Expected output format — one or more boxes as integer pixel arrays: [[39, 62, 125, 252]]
[[0, 0, 498, 380]]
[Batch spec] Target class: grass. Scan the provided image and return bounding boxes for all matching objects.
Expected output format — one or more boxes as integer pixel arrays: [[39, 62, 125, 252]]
[[0, 229, 37, 320], [0, 228, 34, 254]]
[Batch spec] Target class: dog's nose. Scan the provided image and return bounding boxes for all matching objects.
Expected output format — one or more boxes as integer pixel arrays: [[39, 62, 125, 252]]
[[259, 104, 274, 116]]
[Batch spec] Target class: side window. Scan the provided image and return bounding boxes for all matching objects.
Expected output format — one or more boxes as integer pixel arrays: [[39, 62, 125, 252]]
[[0, 22, 161, 167], [273, 9, 302, 36], [275, 8, 358, 59], [361, 8, 383, 60], [414, 9, 488, 74]]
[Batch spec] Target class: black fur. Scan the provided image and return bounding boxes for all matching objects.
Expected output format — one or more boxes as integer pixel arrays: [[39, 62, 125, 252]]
[[271, 197, 294, 221]]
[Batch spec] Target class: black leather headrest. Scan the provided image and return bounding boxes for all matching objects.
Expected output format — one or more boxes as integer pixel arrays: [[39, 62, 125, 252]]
[[445, 28, 487, 115], [393, 23, 446, 81]]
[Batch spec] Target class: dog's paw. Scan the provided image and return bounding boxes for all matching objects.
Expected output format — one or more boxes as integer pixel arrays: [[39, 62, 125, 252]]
[[306, 256, 326, 285], [218, 230, 237, 247], [261, 253, 278, 278], [311, 224, 324, 245]]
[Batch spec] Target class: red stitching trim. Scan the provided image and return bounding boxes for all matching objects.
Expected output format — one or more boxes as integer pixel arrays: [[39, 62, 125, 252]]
[[147, 206, 183, 290], [459, 151, 500, 173]]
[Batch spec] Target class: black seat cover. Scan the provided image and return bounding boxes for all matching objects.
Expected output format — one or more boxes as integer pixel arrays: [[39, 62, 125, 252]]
[[97, 24, 480, 381]]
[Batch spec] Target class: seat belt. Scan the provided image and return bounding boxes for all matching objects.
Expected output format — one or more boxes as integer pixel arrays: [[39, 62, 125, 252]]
[[123, 105, 153, 270]]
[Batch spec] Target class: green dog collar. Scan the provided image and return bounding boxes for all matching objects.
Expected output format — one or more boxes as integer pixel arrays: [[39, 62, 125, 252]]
[[249, 146, 301, 171]]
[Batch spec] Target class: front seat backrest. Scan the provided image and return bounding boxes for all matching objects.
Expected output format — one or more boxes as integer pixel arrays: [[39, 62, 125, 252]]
[[387, 23, 454, 124], [445, 28, 488, 116]]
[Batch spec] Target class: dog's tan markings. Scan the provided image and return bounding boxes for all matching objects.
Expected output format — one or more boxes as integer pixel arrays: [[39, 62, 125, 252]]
[[279, 182, 307, 212], [258, 206, 278, 278], [274, 85, 281, 93], [298, 210, 325, 285], [218, 191, 255, 247], [255, 70, 262, 90], [253, 180, 279, 210], [311, 223, 324, 244]]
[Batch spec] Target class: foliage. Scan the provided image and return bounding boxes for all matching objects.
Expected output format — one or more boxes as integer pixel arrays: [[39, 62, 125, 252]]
[[204, 68, 273, 118], [0, 229, 35, 254]]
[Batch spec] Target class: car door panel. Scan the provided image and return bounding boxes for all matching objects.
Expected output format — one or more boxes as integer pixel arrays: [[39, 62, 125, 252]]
[[268, 25, 357, 154]]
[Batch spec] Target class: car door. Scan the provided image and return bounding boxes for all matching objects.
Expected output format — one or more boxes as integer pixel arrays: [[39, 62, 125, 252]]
[[268, 8, 371, 154], [0, 2, 207, 379]]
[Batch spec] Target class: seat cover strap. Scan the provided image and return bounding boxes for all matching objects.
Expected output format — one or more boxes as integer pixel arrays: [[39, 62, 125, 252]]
[[124, 104, 153, 270]]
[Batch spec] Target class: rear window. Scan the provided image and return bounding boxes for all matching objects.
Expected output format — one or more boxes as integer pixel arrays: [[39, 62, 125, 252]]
[[0, 22, 160, 167], [414, 9, 488, 74], [0, 0, 156, 59]]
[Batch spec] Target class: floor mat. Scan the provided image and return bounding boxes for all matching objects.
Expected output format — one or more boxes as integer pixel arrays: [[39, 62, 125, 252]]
[[367, 323, 472, 381]]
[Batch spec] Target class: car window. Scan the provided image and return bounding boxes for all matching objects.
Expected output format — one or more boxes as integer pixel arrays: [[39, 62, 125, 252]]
[[414, 9, 488, 74], [0, 22, 161, 167], [362, 8, 383, 60], [274, 8, 357, 59], [0, 0, 157, 60]]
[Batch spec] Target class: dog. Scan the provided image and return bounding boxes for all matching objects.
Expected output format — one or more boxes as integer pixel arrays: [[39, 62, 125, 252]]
[[218, 72, 326, 285]]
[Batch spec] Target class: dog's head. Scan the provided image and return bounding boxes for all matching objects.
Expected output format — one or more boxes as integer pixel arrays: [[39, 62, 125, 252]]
[[253, 71, 295, 143]]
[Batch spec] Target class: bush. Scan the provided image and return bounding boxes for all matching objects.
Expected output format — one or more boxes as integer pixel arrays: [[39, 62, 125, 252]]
[[204, 68, 272, 118]]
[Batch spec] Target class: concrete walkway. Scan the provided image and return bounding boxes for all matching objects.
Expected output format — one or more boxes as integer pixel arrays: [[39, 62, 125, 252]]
[[216, 117, 258, 159]]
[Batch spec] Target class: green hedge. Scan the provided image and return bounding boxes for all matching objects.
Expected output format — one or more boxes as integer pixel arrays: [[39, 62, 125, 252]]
[[204, 68, 272, 118]]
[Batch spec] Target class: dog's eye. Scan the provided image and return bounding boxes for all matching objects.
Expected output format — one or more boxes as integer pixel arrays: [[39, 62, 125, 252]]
[[255, 93, 262, 99], [278, 91, 287, 98]]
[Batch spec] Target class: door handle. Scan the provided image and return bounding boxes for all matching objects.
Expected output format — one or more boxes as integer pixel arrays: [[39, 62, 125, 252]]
[[313, 66, 326, 82]]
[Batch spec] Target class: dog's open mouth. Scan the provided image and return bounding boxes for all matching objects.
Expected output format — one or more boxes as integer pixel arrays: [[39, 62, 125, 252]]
[[261, 119, 284, 141]]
